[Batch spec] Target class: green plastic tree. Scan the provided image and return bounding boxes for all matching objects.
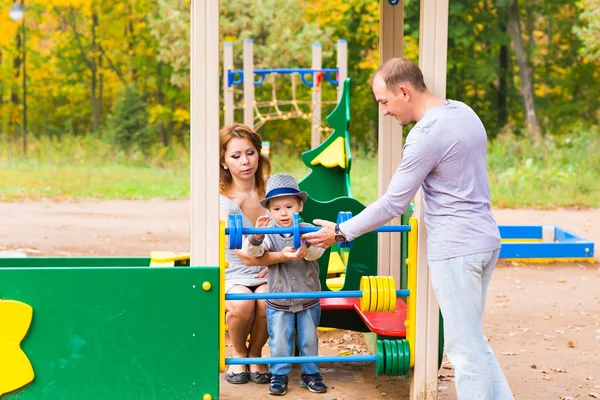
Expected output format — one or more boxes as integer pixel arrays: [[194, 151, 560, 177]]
[[299, 78, 352, 201]]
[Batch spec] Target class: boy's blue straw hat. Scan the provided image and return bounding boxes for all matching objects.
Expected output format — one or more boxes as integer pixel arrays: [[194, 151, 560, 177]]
[[259, 174, 308, 208]]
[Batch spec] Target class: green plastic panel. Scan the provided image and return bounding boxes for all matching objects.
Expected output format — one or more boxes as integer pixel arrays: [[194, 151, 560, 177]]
[[439, 312, 445, 370], [0, 266, 219, 400], [0, 257, 150, 268], [301, 196, 378, 292], [400, 204, 414, 293], [299, 79, 353, 201]]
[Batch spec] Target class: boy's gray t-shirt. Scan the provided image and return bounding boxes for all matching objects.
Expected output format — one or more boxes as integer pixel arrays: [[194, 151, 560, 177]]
[[340, 100, 501, 261]]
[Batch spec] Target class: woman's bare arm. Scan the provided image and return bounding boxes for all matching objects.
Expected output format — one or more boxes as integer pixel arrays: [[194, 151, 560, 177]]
[[234, 249, 285, 266]]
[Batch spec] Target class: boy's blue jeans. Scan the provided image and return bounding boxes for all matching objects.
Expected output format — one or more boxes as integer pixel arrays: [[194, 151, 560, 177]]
[[429, 249, 513, 400], [266, 304, 321, 376]]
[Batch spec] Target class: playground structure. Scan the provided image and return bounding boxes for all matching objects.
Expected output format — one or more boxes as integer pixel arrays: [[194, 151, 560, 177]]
[[223, 39, 348, 148], [0, 74, 426, 400], [1, 2, 597, 400], [0, 219, 419, 400]]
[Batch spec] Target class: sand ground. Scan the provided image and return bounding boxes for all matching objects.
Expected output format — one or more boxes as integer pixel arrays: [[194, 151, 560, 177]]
[[1, 200, 599, 400]]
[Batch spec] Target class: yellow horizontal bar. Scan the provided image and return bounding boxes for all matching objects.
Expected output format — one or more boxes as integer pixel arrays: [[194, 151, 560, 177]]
[[502, 257, 595, 264], [501, 239, 543, 243]]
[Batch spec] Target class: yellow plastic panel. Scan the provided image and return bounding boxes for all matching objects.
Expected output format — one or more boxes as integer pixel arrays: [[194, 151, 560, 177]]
[[327, 252, 345, 275], [310, 137, 346, 169], [0, 300, 34, 396]]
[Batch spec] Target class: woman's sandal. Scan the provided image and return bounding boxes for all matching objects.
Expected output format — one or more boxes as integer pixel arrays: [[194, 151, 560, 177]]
[[225, 367, 250, 384], [249, 371, 272, 384]]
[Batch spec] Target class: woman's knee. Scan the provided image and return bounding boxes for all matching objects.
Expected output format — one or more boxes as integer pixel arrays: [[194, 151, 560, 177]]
[[227, 299, 255, 320], [226, 287, 257, 321], [253, 285, 268, 318]]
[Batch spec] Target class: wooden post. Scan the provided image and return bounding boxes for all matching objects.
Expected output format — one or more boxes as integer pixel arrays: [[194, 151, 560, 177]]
[[410, 0, 449, 398], [243, 39, 254, 130], [336, 39, 348, 103], [377, 0, 404, 285], [190, 0, 220, 266], [311, 42, 322, 148], [223, 42, 234, 125]]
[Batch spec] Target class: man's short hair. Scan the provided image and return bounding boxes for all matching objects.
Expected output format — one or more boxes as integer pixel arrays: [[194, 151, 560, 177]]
[[373, 57, 428, 93]]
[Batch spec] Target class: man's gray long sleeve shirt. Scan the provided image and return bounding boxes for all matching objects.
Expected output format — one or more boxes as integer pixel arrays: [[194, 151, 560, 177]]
[[339, 100, 501, 261]]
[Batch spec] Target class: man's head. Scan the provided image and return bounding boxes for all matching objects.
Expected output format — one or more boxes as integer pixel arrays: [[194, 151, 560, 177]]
[[259, 174, 308, 227], [371, 57, 428, 126]]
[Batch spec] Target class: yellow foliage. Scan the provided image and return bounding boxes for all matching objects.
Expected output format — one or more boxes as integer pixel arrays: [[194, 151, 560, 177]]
[[173, 109, 190, 124]]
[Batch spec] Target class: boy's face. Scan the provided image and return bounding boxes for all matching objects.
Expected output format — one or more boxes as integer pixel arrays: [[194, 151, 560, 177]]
[[268, 196, 303, 227]]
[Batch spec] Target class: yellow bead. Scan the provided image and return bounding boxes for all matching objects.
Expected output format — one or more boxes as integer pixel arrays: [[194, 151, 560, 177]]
[[202, 282, 212, 291]]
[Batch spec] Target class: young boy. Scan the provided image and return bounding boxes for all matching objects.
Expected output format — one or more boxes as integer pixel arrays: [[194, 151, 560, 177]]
[[242, 174, 327, 396]]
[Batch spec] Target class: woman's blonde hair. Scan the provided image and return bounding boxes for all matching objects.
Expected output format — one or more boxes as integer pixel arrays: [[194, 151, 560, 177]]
[[219, 123, 272, 196]]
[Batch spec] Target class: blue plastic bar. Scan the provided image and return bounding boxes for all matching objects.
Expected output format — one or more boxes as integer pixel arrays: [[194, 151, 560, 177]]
[[554, 226, 593, 243], [374, 226, 412, 233], [499, 242, 594, 258], [227, 68, 340, 87], [226, 289, 410, 301], [498, 225, 543, 239], [224, 225, 410, 235], [226, 355, 378, 365]]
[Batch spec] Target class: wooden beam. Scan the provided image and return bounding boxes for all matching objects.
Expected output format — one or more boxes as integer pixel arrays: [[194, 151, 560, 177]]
[[311, 42, 323, 148], [377, 0, 404, 286], [223, 42, 234, 125], [411, 0, 449, 398], [243, 39, 255, 130], [190, 0, 220, 266]]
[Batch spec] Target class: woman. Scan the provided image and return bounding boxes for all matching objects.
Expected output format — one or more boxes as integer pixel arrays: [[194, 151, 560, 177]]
[[220, 123, 307, 385]]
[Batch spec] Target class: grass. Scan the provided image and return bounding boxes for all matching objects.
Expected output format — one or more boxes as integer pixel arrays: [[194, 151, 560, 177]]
[[0, 164, 188, 201], [1, 126, 599, 208]]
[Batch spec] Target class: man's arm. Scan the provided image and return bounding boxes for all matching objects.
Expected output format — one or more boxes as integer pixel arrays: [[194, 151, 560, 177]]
[[340, 136, 441, 241], [302, 129, 444, 248]]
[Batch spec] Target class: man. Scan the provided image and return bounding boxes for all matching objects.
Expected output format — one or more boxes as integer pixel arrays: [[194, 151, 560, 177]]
[[302, 57, 513, 400]]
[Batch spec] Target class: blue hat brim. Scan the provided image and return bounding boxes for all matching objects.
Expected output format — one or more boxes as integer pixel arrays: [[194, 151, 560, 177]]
[[259, 191, 308, 208]]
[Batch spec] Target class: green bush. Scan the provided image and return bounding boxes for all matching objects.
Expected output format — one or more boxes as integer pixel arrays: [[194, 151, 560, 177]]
[[109, 86, 154, 156]]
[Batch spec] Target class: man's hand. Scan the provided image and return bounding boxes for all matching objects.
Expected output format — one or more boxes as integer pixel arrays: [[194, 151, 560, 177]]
[[301, 219, 337, 249], [280, 244, 307, 261]]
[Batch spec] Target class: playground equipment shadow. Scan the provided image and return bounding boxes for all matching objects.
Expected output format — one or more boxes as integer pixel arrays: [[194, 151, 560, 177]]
[[220, 330, 412, 400]]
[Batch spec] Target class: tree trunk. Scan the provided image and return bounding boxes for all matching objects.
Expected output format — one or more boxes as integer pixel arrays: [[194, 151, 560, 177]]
[[90, 9, 100, 132], [157, 76, 166, 146], [497, 18, 509, 129], [507, 0, 542, 144], [12, 36, 21, 142]]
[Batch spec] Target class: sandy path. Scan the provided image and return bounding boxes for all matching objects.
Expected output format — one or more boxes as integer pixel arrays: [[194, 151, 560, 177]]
[[1, 200, 598, 399]]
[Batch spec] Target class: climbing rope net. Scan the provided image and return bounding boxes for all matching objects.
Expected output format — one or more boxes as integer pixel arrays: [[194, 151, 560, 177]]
[[252, 72, 336, 132], [227, 68, 340, 133]]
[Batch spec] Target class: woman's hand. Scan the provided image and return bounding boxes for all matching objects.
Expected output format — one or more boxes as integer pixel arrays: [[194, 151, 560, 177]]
[[255, 268, 268, 279]]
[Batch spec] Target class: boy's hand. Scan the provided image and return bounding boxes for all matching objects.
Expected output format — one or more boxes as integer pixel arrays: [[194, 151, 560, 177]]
[[256, 216, 271, 228], [281, 243, 307, 261], [253, 216, 271, 239]]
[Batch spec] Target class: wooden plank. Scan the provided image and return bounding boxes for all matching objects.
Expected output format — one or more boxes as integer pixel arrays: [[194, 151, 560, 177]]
[[190, 0, 220, 266], [411, 0, 449, 398], [377, 0, 404, 285]]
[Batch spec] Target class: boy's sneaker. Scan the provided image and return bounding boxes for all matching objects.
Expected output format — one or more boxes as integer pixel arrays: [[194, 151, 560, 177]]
[[300, 373, 327, 393], [269, 375, 289, 396]]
